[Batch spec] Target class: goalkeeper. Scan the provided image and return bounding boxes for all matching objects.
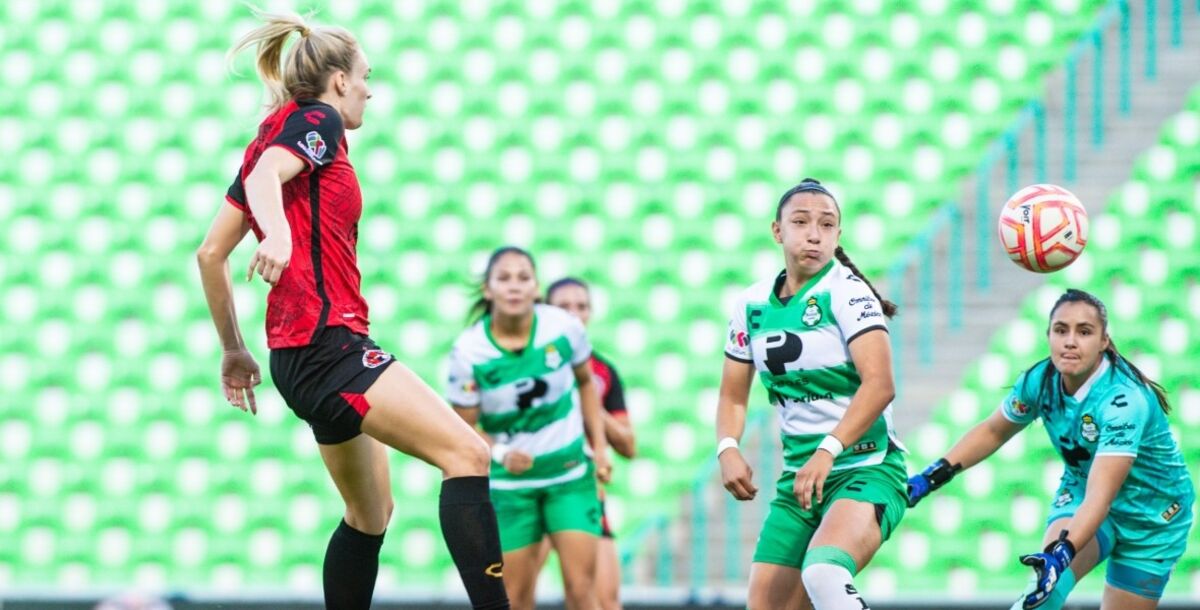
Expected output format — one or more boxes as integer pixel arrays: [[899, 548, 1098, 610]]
[[908, 289, 1193, 610]]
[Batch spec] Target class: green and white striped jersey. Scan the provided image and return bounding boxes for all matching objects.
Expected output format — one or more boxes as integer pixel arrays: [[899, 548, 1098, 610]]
[[447, 304, 593, 490], [724, 260, 905, 473]]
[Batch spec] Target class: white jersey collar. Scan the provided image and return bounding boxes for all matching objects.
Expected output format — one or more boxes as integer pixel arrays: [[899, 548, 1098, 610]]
[[1070, 355, 1110, 402]]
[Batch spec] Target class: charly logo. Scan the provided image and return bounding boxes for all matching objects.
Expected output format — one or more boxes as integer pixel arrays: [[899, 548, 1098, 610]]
[[1080, 414, 1099, 443], [545, 344, 563, 369], [801, 296, 823, 327]]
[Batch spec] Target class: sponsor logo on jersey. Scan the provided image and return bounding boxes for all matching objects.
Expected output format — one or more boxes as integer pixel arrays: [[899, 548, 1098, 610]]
[[1053, 489, 1074, 508], [857, 309, 883, 322], [544, 345, 563, 369], [300, 130, 327, 162], [304, 110, 326, 125], [851, 440, 877, 454], [1080, 414, 1099, 443], [1162, 501, 1181, 522], [462, 380, 478, 394], [801, 297, 823, 327], [848, 296, 874, 306], [362, 349, 392, 369], [1012, 399, 1030, 416]]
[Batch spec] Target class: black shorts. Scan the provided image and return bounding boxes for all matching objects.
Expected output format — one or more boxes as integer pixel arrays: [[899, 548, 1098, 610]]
[[269, 325, 395, 445]]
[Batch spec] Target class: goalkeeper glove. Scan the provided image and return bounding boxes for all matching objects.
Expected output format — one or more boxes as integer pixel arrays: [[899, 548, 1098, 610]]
[[906, 457, 961, 508], [1018, 529, 1076, 609]]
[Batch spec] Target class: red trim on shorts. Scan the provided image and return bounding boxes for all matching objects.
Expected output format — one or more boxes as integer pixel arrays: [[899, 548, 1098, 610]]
[[340, 392, 371, 417]]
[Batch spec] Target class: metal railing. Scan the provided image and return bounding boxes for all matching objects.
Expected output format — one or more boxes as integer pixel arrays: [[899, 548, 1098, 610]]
[[889, 0, 1194, 394], [620, 0, 1198, 595]]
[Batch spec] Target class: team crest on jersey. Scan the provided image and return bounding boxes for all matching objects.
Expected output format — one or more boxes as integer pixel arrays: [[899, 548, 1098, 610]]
[[1053, 489, 1074, 508], [801, 297, 823, 327], [1079, 414, 1099, 443], [1012, 399, 1030, 416], [301, 130, 327, 162], [362, 349, 392, 369], [545, 345, 563, 369]]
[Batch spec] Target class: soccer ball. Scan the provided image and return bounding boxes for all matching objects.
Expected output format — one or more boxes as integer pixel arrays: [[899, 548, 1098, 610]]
[[997, 184, 1089, 273]]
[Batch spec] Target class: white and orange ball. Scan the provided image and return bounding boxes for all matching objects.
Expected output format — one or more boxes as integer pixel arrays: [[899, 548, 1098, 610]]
[[998, 184, 1089, 273]]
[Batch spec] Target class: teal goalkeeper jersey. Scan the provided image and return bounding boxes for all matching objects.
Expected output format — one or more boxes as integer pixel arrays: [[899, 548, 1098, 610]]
[[447, 304, 593, 490], [1001, 356, 1195, 527]]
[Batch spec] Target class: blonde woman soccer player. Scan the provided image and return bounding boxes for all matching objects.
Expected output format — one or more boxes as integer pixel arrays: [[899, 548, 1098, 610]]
[[448, 247, 612, 610], [197, 10, 507, 610], [716, 178, 907, 610], [908, 289, 1194, 610]]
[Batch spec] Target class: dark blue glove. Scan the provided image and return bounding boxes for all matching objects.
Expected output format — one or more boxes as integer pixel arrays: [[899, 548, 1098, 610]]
[[906, 458, 960, 508], [1019, 530, 1076, 609]]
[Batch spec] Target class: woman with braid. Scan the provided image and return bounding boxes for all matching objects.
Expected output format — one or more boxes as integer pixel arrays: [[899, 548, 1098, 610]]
[[908, 289, 1193, 610], [716, 178, 908, 610]]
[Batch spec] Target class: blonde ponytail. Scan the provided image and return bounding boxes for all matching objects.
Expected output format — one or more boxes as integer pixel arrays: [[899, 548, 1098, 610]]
[[228, 8, 359, 110]]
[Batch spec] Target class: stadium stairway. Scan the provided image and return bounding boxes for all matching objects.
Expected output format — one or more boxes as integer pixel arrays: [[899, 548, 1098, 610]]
[[891, 2, 1200, 434]]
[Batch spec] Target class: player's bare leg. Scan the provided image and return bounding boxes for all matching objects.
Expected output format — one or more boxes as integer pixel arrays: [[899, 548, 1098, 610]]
[[550, 530, 599, 610], [747, 563, 813, 610], [361, 363, 509, 609], [802, 499, 880, 609], [498, 542, 541, 610], [1101, 585, 1159, 610], [595, 536, 623, 610]]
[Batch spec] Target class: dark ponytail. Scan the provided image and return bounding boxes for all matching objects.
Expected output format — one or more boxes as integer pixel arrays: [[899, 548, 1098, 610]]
[[1106, 339, 1171, 414], [834, 247, 898, 318], [1046, 288, 1171, 414], [467, 246, 536, 325]]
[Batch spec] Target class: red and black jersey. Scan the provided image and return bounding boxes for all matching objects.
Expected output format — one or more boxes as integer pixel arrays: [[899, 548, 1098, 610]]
[[589, 352, 627, 416], [226, 98, 369, 349]]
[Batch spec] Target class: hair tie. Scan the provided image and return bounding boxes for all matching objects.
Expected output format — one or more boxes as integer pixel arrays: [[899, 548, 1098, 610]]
[[298, 25, 312, 37]]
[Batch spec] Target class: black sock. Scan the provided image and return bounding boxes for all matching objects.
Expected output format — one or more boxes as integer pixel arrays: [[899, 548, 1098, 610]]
[[323, 519, 385, 610], [439, 476, 510, 610]]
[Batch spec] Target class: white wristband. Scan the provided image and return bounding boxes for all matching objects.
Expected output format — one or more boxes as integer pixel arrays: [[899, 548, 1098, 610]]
[[491, 443, 512, 464], [817, 435, 844, 458], [716, 437, 739, 457]]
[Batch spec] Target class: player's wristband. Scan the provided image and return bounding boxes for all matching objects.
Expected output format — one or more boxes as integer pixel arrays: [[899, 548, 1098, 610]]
[[491, 443, 512, 464], [816, 434, 844, 458], [716, 437, 739, 457]]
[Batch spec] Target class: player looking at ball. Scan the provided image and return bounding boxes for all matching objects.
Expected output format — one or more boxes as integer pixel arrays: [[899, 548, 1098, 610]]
[[908, 289, 1194, 610], [716, 178, 908, 610]]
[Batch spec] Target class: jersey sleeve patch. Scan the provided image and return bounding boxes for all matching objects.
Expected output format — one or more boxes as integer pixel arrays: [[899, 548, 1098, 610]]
[[724, 292, 753, 362], [1000, 369, 1038, 425], [446, 344, 481, 407], [270, 104, 343, 172]]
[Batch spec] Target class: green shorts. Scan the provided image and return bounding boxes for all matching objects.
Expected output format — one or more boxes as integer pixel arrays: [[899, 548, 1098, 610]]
[[491, 467, 602, 552], [752, 449, 908, 569]]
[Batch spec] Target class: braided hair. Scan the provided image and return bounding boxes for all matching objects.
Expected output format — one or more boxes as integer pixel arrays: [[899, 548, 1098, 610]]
[[776, 178, 898, 318]]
